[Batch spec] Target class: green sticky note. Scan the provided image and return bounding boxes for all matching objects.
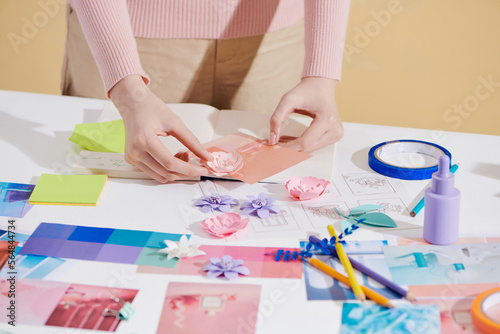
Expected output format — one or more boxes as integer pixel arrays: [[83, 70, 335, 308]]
[[69, 119, 125, 153], [29, 174, 108, 206]]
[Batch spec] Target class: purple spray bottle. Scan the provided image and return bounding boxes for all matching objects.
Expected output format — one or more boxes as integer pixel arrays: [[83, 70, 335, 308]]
[[423, 155, 460, 245]]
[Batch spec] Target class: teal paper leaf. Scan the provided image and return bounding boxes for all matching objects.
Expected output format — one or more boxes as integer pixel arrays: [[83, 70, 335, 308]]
[[340, 217, 358, 233], [357, 212, 397, 228], [334, 208, 349, 219], [349, 205, 384, 216]]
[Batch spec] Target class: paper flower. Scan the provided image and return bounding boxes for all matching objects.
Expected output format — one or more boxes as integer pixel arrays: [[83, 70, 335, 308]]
[[194, 193, 238, 213], [285, 176, 331, 201], [201, 151, 244, 176], [200, 212, 249, 238], [157, 235, 206, 260], [203, 255, 250, 280], [240, 193, 279, 219]]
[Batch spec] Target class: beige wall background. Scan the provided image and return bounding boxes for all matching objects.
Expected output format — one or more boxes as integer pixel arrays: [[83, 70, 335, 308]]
[[1, 0, 499, 136]]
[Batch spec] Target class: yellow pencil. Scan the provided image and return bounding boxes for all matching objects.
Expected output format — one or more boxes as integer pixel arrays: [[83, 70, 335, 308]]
[[327, 225, 366, 301], [305, 256, 395, 308]]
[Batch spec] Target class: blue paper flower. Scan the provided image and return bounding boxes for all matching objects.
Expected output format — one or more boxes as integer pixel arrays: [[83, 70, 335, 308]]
[[202, 255, 250, 280], [240, 193, 279, 219], [194, 193, 238, 213]]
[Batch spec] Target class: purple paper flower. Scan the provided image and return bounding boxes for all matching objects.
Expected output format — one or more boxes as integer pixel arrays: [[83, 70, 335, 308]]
[[194, 193, 238, 213], [202, 255, 250, 280], [240, 193, 279, 219]]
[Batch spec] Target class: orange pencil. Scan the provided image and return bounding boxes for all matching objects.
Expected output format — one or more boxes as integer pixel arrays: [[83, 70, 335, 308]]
[[304, 256, 395, 308]]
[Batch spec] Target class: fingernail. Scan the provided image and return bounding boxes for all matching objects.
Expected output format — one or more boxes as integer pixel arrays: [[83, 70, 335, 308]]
[[269, 132, 277, 145]]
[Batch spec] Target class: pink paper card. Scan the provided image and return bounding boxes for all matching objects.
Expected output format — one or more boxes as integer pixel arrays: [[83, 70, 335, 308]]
[[137, 245, 303, 279], [0, 278, 138, 331], [156, 282, 261, 334], [203, 133, 311, 184], [0, 278, 69, 326]]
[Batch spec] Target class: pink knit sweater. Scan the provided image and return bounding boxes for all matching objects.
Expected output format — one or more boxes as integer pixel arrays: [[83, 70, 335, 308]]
[[69, 0, 351, 94]]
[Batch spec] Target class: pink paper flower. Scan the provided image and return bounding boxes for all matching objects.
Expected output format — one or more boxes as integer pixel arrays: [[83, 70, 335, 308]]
[[200, 212, 249, 238], [285, 176, 331, 201], [201, 151, 243, 176]]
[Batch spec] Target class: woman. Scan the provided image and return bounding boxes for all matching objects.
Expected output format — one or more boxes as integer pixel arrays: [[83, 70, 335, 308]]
[[62, 0, 351, 182]]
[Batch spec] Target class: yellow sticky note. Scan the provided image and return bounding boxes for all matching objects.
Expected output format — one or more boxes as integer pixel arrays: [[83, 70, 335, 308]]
[[29, 174, 108, 206], [69, 119, 125, 153]]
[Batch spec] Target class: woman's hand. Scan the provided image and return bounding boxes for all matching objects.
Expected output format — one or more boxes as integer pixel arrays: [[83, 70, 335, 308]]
[[110, 75, 212, 183], [269, 77, 343, 152]]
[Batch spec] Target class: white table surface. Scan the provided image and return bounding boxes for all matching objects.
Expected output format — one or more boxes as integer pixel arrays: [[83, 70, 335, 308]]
[[1, 89, 500, 333]]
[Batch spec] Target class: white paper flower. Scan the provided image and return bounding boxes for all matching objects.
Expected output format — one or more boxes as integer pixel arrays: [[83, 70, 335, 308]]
[[157, 235, 206, 260]]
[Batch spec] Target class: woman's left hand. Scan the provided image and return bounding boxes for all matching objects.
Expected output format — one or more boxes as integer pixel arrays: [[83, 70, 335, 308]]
[[268, 77, 344, 153]]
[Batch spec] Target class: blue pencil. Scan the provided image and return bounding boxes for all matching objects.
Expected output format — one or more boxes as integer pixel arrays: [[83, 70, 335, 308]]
[[410, 163, 459, 217]]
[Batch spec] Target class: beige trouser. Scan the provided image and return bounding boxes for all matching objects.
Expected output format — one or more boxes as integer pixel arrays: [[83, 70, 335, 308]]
[[61, 7, 305, 114]]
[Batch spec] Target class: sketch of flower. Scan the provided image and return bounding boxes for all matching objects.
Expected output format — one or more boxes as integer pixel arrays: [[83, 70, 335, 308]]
[[240, 193, 279, 219], [203, 255, 250, 280], [157, 235, 206, 260], [194, 193, 238, 213]]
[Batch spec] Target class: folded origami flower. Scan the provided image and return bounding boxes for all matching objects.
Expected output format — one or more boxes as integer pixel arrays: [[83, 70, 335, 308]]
[[203, 255, 250, 280], [157, 235, 206, 260], [194, 193, 238, 213], [200, 212, 249, 238], [240, 193, 279, 219], [201, 151, 244, 176], [285, 176, 331, 201]]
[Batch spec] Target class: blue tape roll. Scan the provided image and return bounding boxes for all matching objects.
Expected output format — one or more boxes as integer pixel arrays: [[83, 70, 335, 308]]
[[368, 140, 452, 180]]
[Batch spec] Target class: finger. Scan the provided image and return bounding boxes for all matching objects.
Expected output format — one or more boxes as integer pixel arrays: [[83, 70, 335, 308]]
[[277, 135, 298, 144], [283, 129, 336, 153], [174, 150, 196, 162], [169, 120, 213, 161], [291, 116, 330, 152], [148, 138, 210, 176], [132, 159, 174, 183], [269, 97, 296, 145]]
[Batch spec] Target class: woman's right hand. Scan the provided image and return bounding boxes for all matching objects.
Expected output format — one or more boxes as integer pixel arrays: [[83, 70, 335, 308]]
[[109, 75, 212, 183]]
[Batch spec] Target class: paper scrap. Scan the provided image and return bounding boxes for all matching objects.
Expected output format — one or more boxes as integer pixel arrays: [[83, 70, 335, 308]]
[[341, 303, 441, 334], [0, 182, 35, 217], [382, 243, 500, 285]]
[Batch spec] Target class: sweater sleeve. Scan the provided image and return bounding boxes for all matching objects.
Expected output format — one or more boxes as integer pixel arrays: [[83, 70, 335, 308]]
[[68, 0, 150, 95], [302, 0, 351, 81]]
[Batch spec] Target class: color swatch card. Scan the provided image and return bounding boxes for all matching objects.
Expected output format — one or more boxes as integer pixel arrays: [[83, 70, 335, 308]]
[[29, 174, 107, 206], [137, 245, 303, 279], [156, 282, 261, 334], [0, 182, 35, 217], [0, 278, 138, 331], [19, 223, 186, 268]]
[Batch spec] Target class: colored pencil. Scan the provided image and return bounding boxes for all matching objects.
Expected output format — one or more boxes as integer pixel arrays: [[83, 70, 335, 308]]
[[308, 235, 415, 301], [410, 163, 459, 217], [331, 249, 415, 302], [327, 225, 366, 301], [304, 257, 395, 308]]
